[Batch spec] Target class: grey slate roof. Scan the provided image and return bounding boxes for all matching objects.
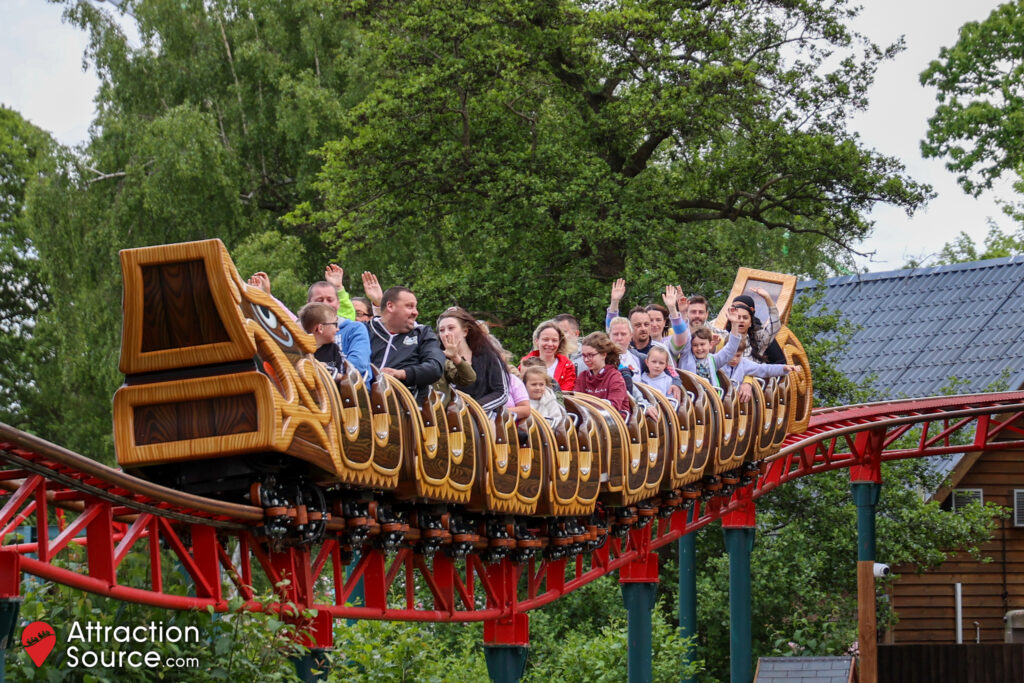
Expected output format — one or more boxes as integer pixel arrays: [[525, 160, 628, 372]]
[[796, 255, 1024, 482], [796, 255, 1024, 400], [755, 656, 855, 682]]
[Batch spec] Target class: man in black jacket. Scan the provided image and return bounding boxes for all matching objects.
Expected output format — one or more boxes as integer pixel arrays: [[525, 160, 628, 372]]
[[367, 286, 445, 401]]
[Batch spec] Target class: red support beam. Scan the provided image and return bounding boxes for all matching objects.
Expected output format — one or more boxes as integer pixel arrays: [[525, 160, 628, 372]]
[[85, 499, 115, 586], [483, 558, 529, 647], [722, 486, 756, 529], [849, 428, 884, 484], [0, 552, 19, 597], [190, 525, 222, 602], [619, 526, 659, 583], [148, 516, 162, 594]]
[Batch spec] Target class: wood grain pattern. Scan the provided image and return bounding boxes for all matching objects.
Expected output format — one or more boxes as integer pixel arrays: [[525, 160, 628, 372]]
[[133, 394, 257, 445], [778, 326, 812, 434], [119, 240, 256, 374], [140, 260, 230, 351], [713, 369, 744, 474], [114, 372, 276, 466], [710, 266, 799, 329]]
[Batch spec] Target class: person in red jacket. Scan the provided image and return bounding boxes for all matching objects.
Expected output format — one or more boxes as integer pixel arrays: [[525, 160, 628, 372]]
[[519, 320, 577, 392], [572, 332, 630, 420]]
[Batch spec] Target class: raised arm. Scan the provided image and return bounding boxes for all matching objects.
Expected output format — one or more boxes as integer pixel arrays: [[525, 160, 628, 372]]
[[662, 285, 691, 359], [362, 271, 384, 316], [712, 307, 743, 366], [248, 272, 272, 295], [247, 271, 299, 323], [751, 287, 781, 338], [324, 264, 356, 320], [605, 278, 626, 330]]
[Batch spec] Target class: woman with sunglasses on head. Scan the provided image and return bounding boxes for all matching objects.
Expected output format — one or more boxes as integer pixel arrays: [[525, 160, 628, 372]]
[[725, 287, 781, 363]]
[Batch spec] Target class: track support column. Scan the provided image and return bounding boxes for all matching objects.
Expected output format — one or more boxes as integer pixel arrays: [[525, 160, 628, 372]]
[[484, 559, 529, 683], [0, 553, 21, 683], [620, 525, 659, 683], [723, 487, 755, 683], [851, 428, 883, 683], [678, 507, 698, 683], [267, 547, 333, 682]]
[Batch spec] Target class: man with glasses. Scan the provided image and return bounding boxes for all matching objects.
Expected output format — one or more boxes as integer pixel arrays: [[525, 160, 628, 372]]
[[351, 297, 373, 322]]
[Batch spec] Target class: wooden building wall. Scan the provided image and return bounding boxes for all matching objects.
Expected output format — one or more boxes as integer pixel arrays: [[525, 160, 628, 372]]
[[887, 448, 1024, 644]]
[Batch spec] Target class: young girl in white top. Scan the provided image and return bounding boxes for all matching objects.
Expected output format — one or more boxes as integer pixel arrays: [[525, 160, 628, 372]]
[[637, 346, 681, 401], [522, 365, 565, 424]]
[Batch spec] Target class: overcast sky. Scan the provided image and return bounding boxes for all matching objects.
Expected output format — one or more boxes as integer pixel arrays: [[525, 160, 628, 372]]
[[1, 0, 1018, 273]]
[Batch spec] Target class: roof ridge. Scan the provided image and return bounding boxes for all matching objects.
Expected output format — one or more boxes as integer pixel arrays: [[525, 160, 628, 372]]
[[797, 254, 1024, 290]]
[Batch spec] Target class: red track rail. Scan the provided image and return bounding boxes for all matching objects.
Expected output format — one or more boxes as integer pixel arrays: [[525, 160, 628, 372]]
[[3, 391, 1024, 648]]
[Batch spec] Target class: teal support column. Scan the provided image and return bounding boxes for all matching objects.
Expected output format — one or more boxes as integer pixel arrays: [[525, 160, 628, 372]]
[[852, 480, 882, 683], [290, 649, 329, 682], [484, 645, 529, 683], [622, 582, 658, 683], [620, 527, 659, 683], [724, 527, 755, 683], [723, 486, 756, 683], [0, 598, 21, 683], [345, 551, 365, 625], [678, 509, 698, 683], [851, 482, 881, 562]]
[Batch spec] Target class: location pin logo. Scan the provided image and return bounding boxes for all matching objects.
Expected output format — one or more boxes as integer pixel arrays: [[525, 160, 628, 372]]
[[21, 621, 56, 667]]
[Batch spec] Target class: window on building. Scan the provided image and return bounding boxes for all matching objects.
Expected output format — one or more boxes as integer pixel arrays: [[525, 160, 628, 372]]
[[1014, 489, 1024, 528], [951, 488, 983, 512]]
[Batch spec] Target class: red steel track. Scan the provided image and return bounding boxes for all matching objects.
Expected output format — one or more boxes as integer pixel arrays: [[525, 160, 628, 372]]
[[3, 391, 1024, 648]]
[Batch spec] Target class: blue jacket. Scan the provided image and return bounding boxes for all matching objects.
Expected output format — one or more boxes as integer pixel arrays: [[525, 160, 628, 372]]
[[335, 317, 371, 380]]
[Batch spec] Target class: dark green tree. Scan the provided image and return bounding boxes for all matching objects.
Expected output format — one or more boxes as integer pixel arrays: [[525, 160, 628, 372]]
[[14, 0, 368, 459], [0, 107, 62, 430], [310, 0, 929, 344]]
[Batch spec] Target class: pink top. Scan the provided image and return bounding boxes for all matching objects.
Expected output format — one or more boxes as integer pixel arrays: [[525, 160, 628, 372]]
[[506, 374, 529, 410]]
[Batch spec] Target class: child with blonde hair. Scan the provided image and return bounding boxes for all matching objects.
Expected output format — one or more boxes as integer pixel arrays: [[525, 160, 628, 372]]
[[637, 346, 681, 401], [522, 365, 566, 424]]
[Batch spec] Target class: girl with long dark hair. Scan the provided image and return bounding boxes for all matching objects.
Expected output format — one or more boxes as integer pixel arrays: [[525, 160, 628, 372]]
[[436, 307, 509, 415]]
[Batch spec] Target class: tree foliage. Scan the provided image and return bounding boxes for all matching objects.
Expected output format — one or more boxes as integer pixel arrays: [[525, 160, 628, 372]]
[[0, 107, 61, 430], [311, 0, 928, 341], [934, 223, 1024, 264], [13, 0, 369, 460], [921, 1, 1024, 197]]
